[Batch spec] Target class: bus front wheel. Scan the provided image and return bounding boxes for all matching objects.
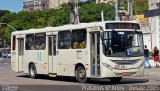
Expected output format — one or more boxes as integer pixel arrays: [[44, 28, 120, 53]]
[[75, 66, 87, 83], [109, 77, 122, 83], [29, 63, 37, 79]]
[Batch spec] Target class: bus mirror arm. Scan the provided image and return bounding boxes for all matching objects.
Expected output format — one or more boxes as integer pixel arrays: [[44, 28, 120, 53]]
[[100, 26, 103, 31]]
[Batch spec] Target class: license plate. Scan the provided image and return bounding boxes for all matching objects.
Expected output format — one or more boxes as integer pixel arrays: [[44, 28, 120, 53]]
[[123, 72, 130, 76], [115, 65, 126, 69]]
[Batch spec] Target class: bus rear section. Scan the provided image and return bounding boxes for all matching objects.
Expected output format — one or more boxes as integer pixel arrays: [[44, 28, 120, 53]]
[[11, 34, 25, 73]]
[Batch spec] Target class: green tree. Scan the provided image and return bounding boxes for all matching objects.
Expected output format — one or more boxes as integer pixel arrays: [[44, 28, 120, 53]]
[[0, 10, 10, 19], [118, 0, 149, 15], [79, 2, 115, 22], [0, 1, 149, 43], [133, 0, 148, 14], [0, 12, 17, 23]]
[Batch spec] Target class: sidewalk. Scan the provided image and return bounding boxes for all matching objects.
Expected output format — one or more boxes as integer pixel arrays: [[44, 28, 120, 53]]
[[145, 59, 160, 67], [143, 60, 160, 80]]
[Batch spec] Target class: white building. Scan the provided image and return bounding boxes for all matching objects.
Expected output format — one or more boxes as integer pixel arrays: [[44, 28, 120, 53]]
[[91, 0, 130, 3], [23, 0, 46, 11], [135, 15, 151, 51], [146, 0, 160, 51], [46, 0, 69, 9], [91, 0, 115, 3], [23, 0, 70, 11]]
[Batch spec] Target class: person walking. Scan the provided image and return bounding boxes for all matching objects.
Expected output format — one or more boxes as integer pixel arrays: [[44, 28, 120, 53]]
[[153, 46, 159, 68], [144, 45, 151, 68]]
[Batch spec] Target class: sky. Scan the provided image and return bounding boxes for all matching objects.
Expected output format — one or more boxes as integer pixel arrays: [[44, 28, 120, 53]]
[[0, 0, 88, 12], [0, 0, 25, 12]]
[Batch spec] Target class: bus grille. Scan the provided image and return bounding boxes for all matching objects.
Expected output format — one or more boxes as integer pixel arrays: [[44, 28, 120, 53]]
[[111, 60, 139, 65]]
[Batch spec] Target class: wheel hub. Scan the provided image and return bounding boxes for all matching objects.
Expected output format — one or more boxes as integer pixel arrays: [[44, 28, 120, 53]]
[[79, 70, 85, 78], [30, 68, 34, 76]]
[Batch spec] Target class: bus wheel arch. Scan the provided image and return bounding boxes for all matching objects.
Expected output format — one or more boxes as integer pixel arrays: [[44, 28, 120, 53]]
[[28, 62, 37, 79], [75, 63, 87, 83]]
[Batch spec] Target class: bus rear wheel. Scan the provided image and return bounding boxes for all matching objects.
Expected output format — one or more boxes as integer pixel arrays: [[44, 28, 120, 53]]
[[109, 77, 122, 83], [29, 64, 37, 79], [75, 66, 87, 83]]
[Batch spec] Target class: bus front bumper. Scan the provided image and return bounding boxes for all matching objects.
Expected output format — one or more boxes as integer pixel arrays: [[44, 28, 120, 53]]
[[101, 66, 144, 78]]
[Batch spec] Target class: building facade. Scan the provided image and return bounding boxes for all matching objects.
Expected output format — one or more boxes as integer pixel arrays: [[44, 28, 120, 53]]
[[23, 0, 34, 11], [147, 0, 160, 51], [45, 0, 69, 9], [91, 0, 114, 3], [23, 0, 46, 11], [23, 0, 69, 11], [90, 0, 145, 3], [135, 15, 151, 51]]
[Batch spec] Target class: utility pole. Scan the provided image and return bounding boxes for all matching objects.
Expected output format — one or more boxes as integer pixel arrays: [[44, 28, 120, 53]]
[[115, 0, 119, 21], [128, 0, 133, 20], [70, 0, 79, 24]]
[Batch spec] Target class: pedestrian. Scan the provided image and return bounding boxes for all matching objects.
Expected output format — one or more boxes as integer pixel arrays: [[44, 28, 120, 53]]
[[153, 46, 159, 68], [144, 45, 151, 68]]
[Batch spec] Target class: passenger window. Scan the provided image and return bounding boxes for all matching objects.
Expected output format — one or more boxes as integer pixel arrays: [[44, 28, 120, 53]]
[[35, 33, 46, 50], [58, 31, 71, 49], [72, 29, 87, 49], [12, 36, 16, 50], [25, 34, 34, 50]]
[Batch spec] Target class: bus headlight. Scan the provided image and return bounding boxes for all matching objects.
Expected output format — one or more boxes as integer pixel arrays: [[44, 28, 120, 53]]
[[102, 63, 113, 70]]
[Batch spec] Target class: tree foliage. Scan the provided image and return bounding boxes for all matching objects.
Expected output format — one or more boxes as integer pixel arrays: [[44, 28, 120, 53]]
[[133, 0, 148, 14], [79, 2, 115, 22], [119, 0, 148, 15], [0, 2, 148, 44]]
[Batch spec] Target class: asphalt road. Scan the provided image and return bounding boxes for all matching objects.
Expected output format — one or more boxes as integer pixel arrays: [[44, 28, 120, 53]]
[[0, 58, 160, 91]]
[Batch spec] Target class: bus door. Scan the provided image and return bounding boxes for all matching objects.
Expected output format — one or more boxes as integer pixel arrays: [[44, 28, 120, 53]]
[[48, 35, 57, 74], [17, 38, 24, 72], [90, 32, 100, 76]]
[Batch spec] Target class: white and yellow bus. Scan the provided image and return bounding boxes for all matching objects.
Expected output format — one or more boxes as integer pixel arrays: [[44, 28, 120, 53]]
[[11, 21, 144, 83]]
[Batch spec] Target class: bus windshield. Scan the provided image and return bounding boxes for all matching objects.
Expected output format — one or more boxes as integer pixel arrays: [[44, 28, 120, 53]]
[[102, 31, 144, 57]]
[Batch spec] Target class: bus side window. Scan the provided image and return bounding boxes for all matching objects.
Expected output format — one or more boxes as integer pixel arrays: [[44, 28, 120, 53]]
[[35, 33, 46, 50], [58, 30, 71, 49], [25, 34, 34, 50], [71, 29, 87, 49], [73, 42, 79, 48]]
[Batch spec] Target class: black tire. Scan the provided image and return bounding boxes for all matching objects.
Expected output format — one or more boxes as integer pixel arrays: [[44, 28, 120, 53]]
[[75, 66, 87, 83], [29, 63, 37, 79], [109, 77, 122, 83]]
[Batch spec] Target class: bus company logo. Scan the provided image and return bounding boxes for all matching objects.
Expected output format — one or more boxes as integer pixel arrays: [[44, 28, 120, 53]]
[[37, 52, 42, 61]]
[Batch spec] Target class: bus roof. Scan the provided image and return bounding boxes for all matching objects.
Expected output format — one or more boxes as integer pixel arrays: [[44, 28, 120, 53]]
[[12, 21, 139, 35]]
